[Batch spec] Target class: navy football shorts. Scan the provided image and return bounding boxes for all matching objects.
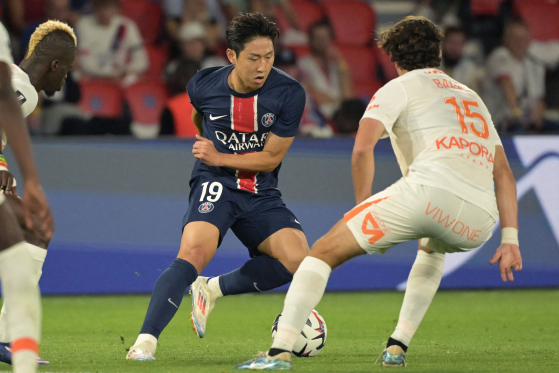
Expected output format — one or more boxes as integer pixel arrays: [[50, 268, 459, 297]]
[[182, 176, 303, 257]]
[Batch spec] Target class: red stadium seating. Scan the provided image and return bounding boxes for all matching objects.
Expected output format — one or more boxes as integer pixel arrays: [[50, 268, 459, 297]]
[[514, 0, 559, 41], [275, 0, 325, 33], [337, 45, 377, 83], [78, 80, 123, 118], [124, 81, 169, 125], [322, 0, 376, 46], [120, 0, 163, 44], [144, 44, 169, 82], [353, 80, 383, 99], [288, 45, 310, 58], [471, 0, 505, 16]]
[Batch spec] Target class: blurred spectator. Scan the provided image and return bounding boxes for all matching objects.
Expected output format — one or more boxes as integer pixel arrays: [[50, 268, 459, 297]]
[[165, 22, 227, 95], [483, 20, 545, 133], [4, 0, 47, 36], [160, 59, 200, 137], [164, 0, 225, 53], [222, 0, 298, 30], [42, 72, 86, 135], [20, 0, 80, 60], [274, 48, 332, 138], [298, 20, 354, 123], [439, 27, 479, 90], [75, 0, 148, 86]]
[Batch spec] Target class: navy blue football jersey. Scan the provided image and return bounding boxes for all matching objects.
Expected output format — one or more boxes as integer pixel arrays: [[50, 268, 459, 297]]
[[187, 65, 305, 194]]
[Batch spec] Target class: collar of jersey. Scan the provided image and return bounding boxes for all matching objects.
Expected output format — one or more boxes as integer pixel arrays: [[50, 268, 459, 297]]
[[223, 64, 270, 98]]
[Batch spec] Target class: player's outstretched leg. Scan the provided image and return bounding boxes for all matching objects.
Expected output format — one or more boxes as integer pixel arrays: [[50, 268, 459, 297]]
[[381, 242, 445, 368], [192, 228, 307, 338], [0, 195, 49, 366], [127, 222, 218, 360], [235, 220, 365, 370]]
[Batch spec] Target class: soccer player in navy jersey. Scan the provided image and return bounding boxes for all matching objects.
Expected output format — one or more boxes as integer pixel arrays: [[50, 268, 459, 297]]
[[127, 13, 310, 361]]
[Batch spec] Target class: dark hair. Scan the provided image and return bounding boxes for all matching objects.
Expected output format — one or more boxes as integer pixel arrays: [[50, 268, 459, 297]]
[[378, 16, 444, 71], [226, 13, 280, 56], [308, 19, 334, 39], [30, 30, 76, 61], [444, 26, 466, 39]]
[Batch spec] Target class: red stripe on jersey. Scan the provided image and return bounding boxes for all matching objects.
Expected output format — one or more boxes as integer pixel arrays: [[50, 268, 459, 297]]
[[235, 151, 258, 193], [231, 95, 258, 133]]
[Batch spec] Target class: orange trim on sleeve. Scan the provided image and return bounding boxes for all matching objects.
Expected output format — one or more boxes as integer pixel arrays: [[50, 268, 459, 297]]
[[344, 197, 389, 223], [11, 338, 39, 353]]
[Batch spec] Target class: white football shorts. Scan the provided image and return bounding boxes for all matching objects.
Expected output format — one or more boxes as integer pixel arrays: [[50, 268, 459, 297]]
[[344, 178, 496, 254]]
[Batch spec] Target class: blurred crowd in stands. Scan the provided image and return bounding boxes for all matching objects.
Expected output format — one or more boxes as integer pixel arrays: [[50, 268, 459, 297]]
[[1, 0, 559, 138]]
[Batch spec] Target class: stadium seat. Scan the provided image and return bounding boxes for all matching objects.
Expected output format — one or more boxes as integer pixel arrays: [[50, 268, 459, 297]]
[[124, 81, 169, 138], [120, 0, 163, 44], [322, 0, 376, 46], [514, 0, 559, 41], [144, 44, 169, 82], [275, 0, 325, 33], [337, 45, 377, 84], [471, 0, 505, 16], [78, 80, 123, 118]]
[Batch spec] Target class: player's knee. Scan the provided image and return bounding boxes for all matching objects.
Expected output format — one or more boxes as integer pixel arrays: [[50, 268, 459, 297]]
[[280, 246, 309, 274], [177, 244, 213, 273]]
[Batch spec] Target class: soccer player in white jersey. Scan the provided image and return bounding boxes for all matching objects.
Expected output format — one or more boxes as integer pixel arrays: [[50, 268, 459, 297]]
[[235, 16, 522, 370], [0, 21, 76, 368], [0, 20, 56, 373]]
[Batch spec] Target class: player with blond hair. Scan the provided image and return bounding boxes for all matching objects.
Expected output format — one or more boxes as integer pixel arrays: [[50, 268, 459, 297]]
[[0, 20, 76, 367], [236, 16, 522, 370]]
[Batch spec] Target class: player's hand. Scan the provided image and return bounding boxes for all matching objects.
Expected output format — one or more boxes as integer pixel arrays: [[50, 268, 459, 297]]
[[0, 170, 16, 195], [489, 243, 522, 282], [22, 180, 54, 241], [193, 134, 223, 167]]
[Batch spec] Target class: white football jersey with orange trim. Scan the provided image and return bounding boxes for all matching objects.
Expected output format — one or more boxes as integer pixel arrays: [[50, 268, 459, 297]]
[[1, 65, 38, 150], [361, 68, 501, 218]]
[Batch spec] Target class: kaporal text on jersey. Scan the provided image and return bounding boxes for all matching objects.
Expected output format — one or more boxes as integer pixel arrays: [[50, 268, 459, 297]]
[[215, 131, 269, 151]]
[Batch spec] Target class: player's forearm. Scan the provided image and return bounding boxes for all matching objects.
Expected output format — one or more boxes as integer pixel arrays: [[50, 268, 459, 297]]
[[352, 150, 375, 204], [498, 76, 520, 112], [0, 90, 40, 183], [495, 167, 518, 229], [220, 151, 282, 173]]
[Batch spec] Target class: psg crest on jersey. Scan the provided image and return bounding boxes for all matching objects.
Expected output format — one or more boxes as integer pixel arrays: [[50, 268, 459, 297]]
[[198, 202, 214, 213], [261, 113, 276, 127]]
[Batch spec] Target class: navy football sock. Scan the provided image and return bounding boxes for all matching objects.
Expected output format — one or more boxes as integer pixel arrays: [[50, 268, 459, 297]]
[[140, 259, 198, 338], [219, 256, 293, 296]]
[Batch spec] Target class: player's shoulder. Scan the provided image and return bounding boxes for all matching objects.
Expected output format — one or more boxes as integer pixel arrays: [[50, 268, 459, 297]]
[[191, 65, 232, 87], [265, 67, 305, 95], [11, 65, 38, 115]]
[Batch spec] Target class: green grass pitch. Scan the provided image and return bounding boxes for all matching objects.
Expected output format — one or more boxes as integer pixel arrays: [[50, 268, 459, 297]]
[[5, 289, 557, 372]]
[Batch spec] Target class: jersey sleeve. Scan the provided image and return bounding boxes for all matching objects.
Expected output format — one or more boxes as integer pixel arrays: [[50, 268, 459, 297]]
[[0, 23, 13, 66], [361, 80, 407, 138], [272, 83, 305, 138], [12, 78, 38, 118], [186, 71, 203, 114]]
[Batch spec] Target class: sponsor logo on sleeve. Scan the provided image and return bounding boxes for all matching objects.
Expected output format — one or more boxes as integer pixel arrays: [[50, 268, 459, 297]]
[[15, 90, 26, 105]]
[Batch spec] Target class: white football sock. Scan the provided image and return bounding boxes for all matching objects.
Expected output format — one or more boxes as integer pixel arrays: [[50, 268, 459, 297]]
[[0, 242, 41, 373], [133, 333, 157, 351], [0, 244, 47, 343], [391, 250, 445, 347], [207, 277, 223, 298], [272, 257, 331, 352]]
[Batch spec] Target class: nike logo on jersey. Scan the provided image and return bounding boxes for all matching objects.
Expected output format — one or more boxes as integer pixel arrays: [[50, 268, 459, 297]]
[[209, 114, 227, 120], [168, 298, 178, 308], [294, 219, 300, 224], [253, 282, 262, 292]]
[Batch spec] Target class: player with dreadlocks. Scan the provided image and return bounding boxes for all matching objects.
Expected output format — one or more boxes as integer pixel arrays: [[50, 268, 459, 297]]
[[0, 20, 76, 367]]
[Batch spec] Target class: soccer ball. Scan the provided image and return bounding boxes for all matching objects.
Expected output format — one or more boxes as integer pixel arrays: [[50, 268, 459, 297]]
[[271, 309, 327, 357]]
